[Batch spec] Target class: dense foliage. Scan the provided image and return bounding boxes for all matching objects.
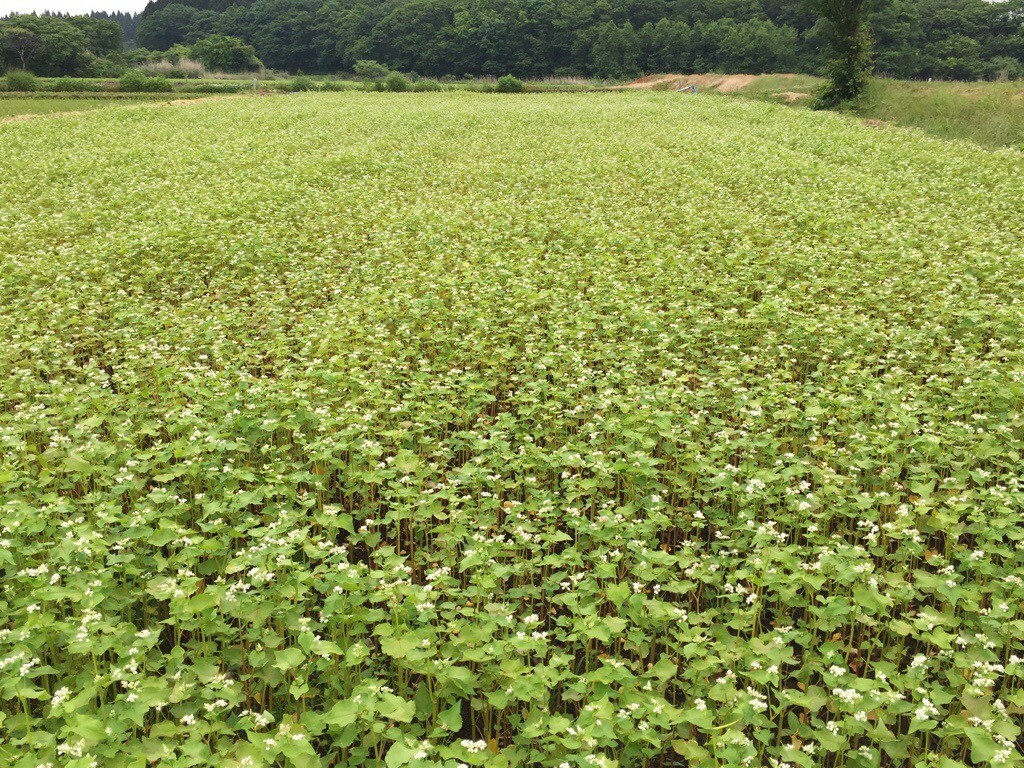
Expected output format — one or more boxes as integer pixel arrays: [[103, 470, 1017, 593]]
[[118, 69, 175, 92], [811, 0, 872, 106], [129, 0, 1024, 78], [0, 14, 122, 77], [1, 92, 1024, 768], [5, 0, 1024, 80], [189, 34, 263, 71]]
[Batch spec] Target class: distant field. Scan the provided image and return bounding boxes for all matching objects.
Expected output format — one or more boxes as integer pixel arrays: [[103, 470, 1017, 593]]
[[2, 93, 1023, 768], [0, 92, 206, 118], [0, 97, 120, 118]]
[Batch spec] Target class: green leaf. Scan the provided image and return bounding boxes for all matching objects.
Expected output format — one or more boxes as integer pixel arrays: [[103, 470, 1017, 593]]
[[63, 454, 93, 473], [385, 742, 416, 768], [273, 647, 306, 671], [606, 582, 630, 606], [673, 739, 709, 762], [324, 699, 359, 728], [380, 635, 419, 659], [967, 730, 998, 763], [69, 714, 106, 741], [439, 702, 462, 732], [379, 693, 416, 723], [649, 656, 677, 681]]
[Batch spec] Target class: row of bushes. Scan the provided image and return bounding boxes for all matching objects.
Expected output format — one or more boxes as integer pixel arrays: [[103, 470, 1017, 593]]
[[118, 70, 174, 93], [2, 69, 526, 95], [1, 69, 250, 94], [287, 72, 525, 93]]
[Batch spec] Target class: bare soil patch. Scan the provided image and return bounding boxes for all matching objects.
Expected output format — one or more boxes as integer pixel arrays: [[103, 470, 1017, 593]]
[[775, 91, 812, 103], [614, 74, 770, 92]]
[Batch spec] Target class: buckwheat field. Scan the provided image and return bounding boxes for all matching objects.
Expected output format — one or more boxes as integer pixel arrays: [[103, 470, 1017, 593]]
[[1, 92, 1023, 768]]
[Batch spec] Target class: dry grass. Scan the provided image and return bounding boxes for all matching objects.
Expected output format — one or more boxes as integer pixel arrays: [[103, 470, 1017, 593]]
[[140, 58, 207, 79]]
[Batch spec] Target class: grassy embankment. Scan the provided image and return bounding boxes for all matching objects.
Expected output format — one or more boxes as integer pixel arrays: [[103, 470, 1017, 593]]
[[726, 73, 1024, 150]]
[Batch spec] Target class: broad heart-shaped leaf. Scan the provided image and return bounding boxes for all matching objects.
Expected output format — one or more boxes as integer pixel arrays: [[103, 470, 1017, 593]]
[[378, 693, 416, 723], [438, 665, 478, 696], [280, 734, 320, 768], [606, 582, 630, 606], [439, 701, 463, 731], [68, 714, 107, 741], [385, 741, 417, 768], [910, 480, 934, 499], [649, 656, 677, 681], [324, 699, 359, 728], [966, 729, 999, 763], [381, 635, 419, 659], [63, 453, 93, 473], [681, 707, 714, 729], [393, 450, 420, 473], [673, 739, 710, 762], [787, 685, 828, 712], [583, 616, 628, 642], [273, 647, 306, 671]]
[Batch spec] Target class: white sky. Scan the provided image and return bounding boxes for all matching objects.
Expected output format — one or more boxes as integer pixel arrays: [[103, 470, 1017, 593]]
[[1, 0, 148, 13]]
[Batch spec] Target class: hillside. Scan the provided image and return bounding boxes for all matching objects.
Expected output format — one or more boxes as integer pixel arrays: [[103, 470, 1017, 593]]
[[141, 0, 253, 13], [130, 0, 1024, 80]]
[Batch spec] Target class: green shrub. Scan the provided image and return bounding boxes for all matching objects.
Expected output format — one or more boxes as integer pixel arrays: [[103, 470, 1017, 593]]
[[117, 70, 147, 92], [288, 75, 318, 92], [496, 74, 525, 93], [189, 35, 262, 73], [320, 80, 349, 92], [353, 59, 389, 79], [50, 77, 81, 92], [383, 71, 409, 92], [178, 82, 245, 94], [412, 78, 442, 92], [119, 70, 173, 93], [87, 57, 128, 79], [5, 70, 37, 92]]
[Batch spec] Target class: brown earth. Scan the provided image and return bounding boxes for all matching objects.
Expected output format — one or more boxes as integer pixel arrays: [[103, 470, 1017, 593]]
[[614, 74, 768, 92], [775, 91, 812, 103]]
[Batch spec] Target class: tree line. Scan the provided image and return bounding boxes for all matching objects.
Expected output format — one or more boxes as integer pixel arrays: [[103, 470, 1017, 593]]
[[3, 0, 1023, 82]]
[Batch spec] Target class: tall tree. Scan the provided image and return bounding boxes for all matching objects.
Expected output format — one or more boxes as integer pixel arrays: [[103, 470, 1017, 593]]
[[1, 25, 41, 70], [0, 15, 90, 75], [811, 0, 876, 106]]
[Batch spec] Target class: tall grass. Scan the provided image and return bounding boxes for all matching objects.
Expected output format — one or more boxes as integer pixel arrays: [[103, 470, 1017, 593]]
[[725, 74, 1024, 150], [855, 79, 1024, 149], [139, 58, 207, 80]]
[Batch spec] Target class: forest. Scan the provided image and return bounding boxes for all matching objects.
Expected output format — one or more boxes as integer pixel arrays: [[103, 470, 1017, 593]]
[[2, 0, 1023, 82]]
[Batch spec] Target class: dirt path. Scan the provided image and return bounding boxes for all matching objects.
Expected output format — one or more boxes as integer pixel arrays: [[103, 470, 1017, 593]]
[[613, 74, 782, 93], [0, 94, 245, 126], [776, 91, 812, 103]]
